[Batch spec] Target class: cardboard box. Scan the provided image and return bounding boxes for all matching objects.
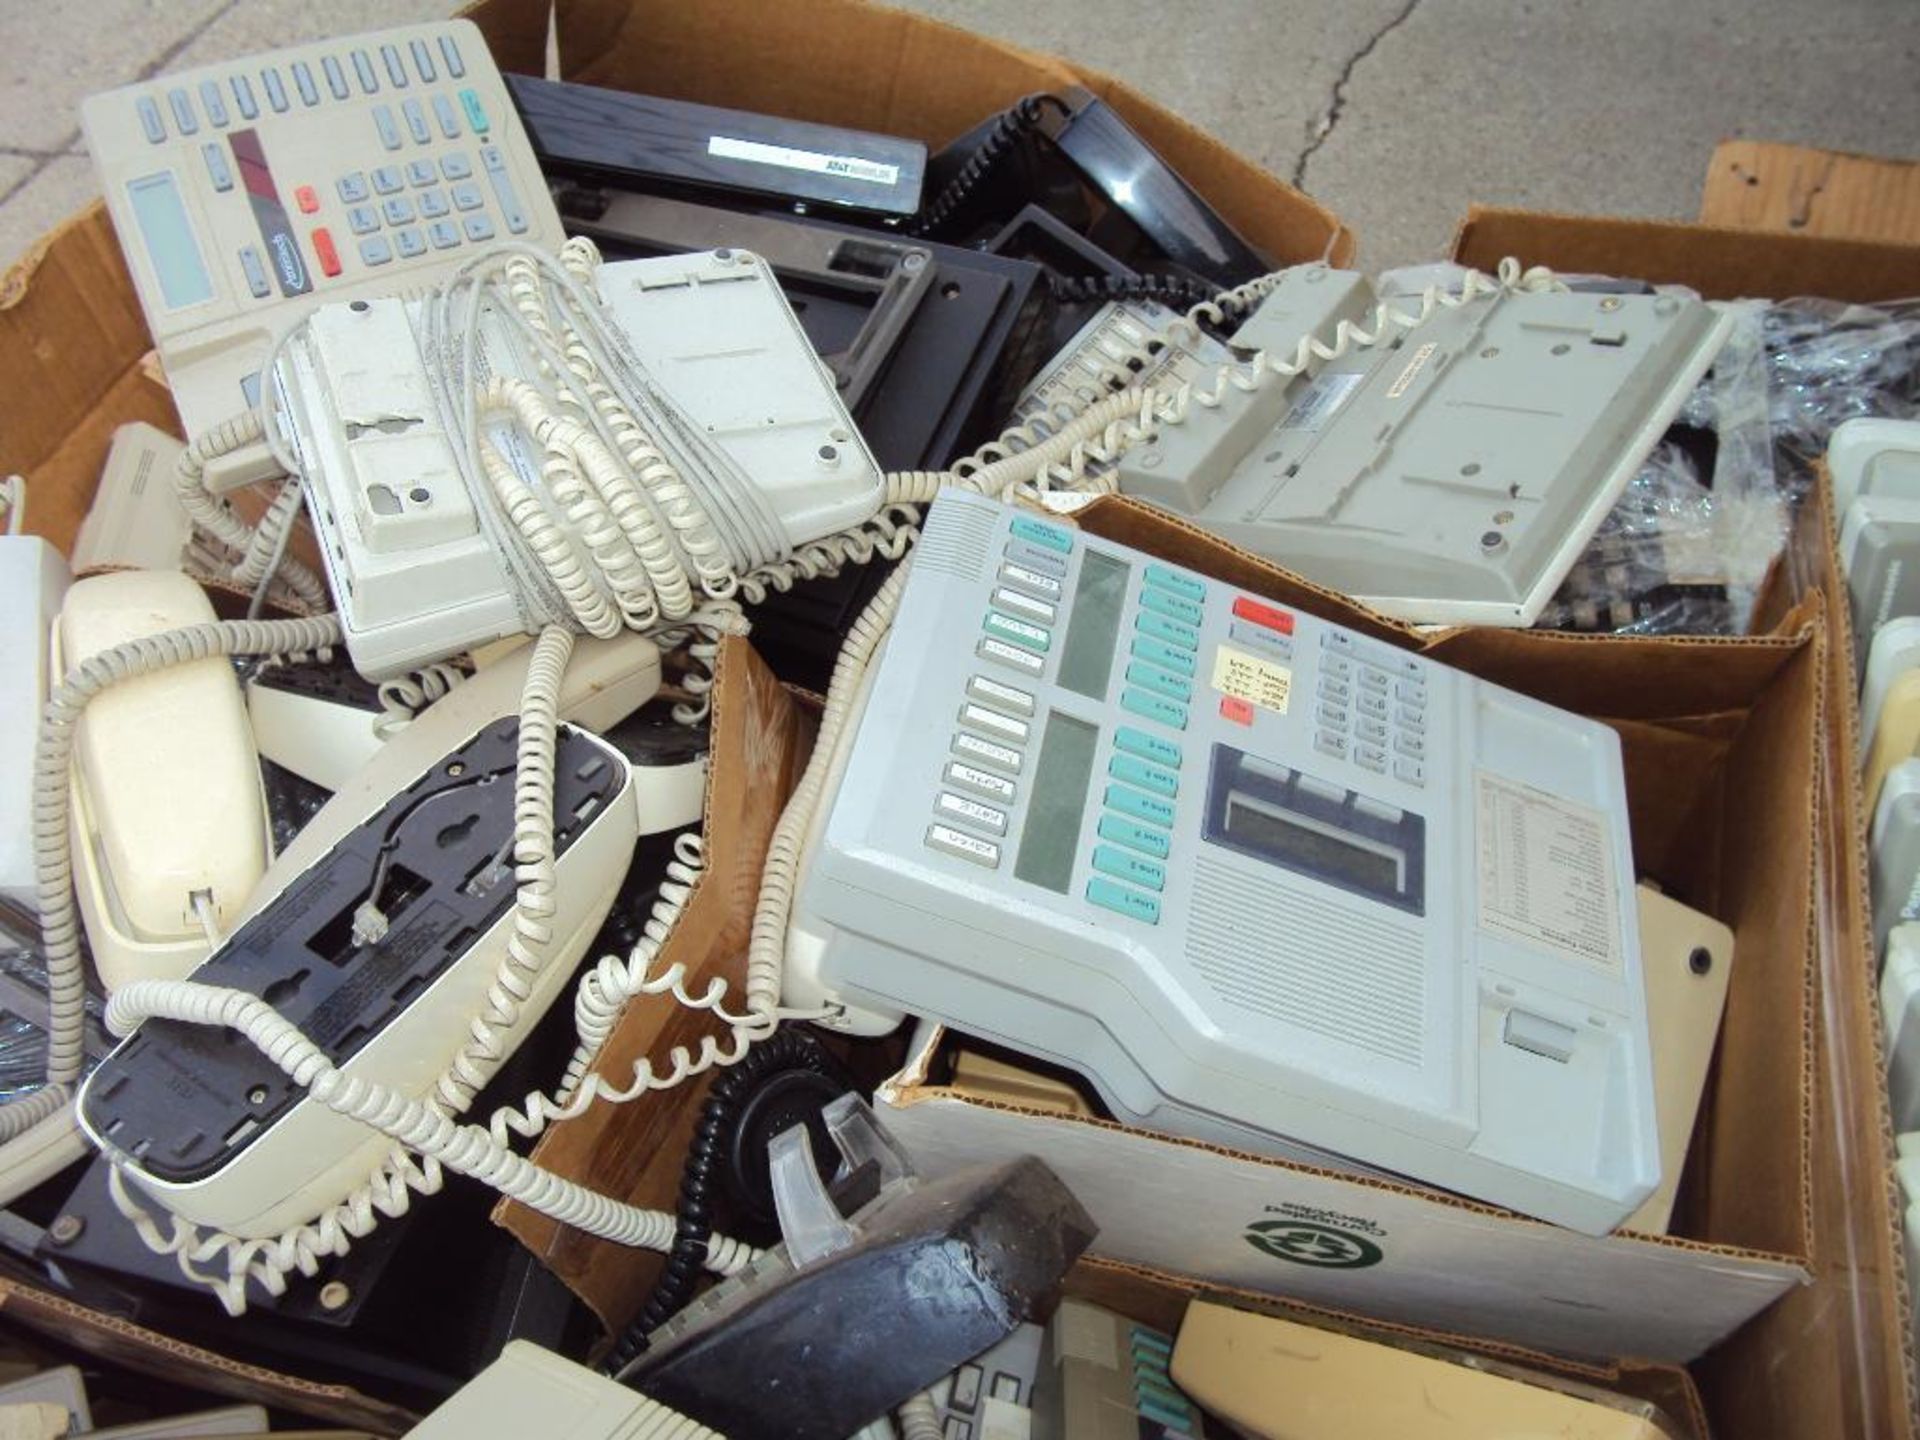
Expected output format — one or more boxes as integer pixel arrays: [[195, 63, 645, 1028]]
[[874, 495, 1823, 1365], [1456, 204, 1920, 1439], [0, 0, 1348, 1429], [1701, 140, 1920, 244]]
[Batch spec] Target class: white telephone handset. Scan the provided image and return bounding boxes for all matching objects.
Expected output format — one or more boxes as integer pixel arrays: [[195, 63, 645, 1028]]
[[54, 570, 270, 992]]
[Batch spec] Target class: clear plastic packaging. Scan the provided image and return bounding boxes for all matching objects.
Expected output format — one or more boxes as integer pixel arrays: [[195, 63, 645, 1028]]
[[1544, 293, 1920, 636]]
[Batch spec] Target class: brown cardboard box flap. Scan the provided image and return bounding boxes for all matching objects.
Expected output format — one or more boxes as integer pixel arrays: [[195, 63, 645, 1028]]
[[550, 0, 1353, 268], [0, 1274, 415, 1436], [491, 636, 818, 1330], [1065, 1256, 1712, 1440], [1452, 203, 1920, 305], [1702, 140, 1920, 245]]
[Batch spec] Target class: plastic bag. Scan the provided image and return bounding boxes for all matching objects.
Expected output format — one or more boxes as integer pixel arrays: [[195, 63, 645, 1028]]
[[1544, 293, 1920, 635]]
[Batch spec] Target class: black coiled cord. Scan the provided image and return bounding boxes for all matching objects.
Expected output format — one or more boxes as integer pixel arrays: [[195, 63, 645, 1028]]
[[602, 1027, 844, 1375], [910, 93, 1071, 238], [1046, 270, 1217, 310]]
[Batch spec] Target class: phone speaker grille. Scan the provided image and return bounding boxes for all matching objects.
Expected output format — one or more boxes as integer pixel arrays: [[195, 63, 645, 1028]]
[[913, 503, 998, 583], [1188, 855, 1424, 1065]]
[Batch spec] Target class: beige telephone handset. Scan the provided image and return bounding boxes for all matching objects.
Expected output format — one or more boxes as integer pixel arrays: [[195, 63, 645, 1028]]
[[55, 570, 272, 992]]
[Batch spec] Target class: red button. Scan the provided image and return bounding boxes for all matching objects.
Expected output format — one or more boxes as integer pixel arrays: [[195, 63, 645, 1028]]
[[294, 185, 319, 214], [1220, 696, 1254, 726], [311, 227, 341, 277], [1232, 596, 1295, 635]]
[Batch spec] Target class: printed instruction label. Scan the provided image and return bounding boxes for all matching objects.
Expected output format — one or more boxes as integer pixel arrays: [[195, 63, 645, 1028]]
[[1280, 369, 1364, 431], [1211, 644, 1292, 714], [1386, 340, 1438, 399], [1474, 773, 1622, 975], [708, 134, 900, 186]]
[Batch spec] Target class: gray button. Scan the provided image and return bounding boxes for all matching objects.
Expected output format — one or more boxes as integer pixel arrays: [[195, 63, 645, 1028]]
[[238, 245, 270, 298], [136, 96, 165, 143], [1317, 678, 1350, 704], [323, 55, 349, 99], [167, 88, 198, 134], [999, 562, 1062, 601], [960, 702, 1029, 745], [1320, 654, 1352, 680], [410, 39, 438, 82], [946, 761, 1016, 804], [1355, 744, 1388, 773], [352, 49, 378, 93], [461, 212, 495, 242], [1357, 715, 1388, 744], [1357, 691, 1389, 721], [480, 145, 529, 232], [1296, 773, 1345, 805], [1394, 757, 1426, 786], [936, 790, 1008, 837], [449, 181, 482, 211], [347, 206, 380, 235], [1227, 620, 1291, 661], [372, 165, 404, 194], [358, 235, 394, 266], [406, 159, 436, 187], [1322, 630, 1355, 655], [926, 822, 1000, 869], [382, 196, 416, 225], [1354, 795, 1402, 824], [402, 98, 430, 144], [967, 673, 1035, 718], [440, 150, 473, 180], [1358, 666, 1389, 693], [953, 731, 1022, 775], [993, 584, 1054, 624], [1315, 702, 1348, 731], [201, 142, 233, 192], [432, 95, 461, 139], [337, 172, 370, 203], [1395, 732, 1426, 760], [977, 636, 1044, 676], [230, 75, 258, 120], [198, 80, 229, 127], [393, 226, 426, 258], [262, 66, 288, 112], [292, 60, 318, 106], [382, 44, 408, 88], [428, 218, 462, 249], [1396, 679, 1427, 706], [1003, 539, 1067, 577], [1396, 704, 1425, 732], [373, 105, 401, 151], [1392, 654, 1425, 678], [1314, 730, 1350, 760], [439, 34, 467, 78], [418, 188, 450, 218]]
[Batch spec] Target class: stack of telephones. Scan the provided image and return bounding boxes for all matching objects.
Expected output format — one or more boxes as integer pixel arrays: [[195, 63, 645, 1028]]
[[1839, 416, 1920, 1360], [0, 16, 1767, 1440]]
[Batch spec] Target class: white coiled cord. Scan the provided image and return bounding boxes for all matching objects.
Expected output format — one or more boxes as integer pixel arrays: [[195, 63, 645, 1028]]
[[171, 413, 327, 608], [744, 566, 908, 1025], [373, 659, 470, 740], [897, 1393, 944, 1440], [101, 979, 759, 1283]]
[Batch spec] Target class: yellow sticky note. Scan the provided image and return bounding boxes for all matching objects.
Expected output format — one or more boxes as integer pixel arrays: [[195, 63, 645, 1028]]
[[1211, 645, 1291, 713]]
